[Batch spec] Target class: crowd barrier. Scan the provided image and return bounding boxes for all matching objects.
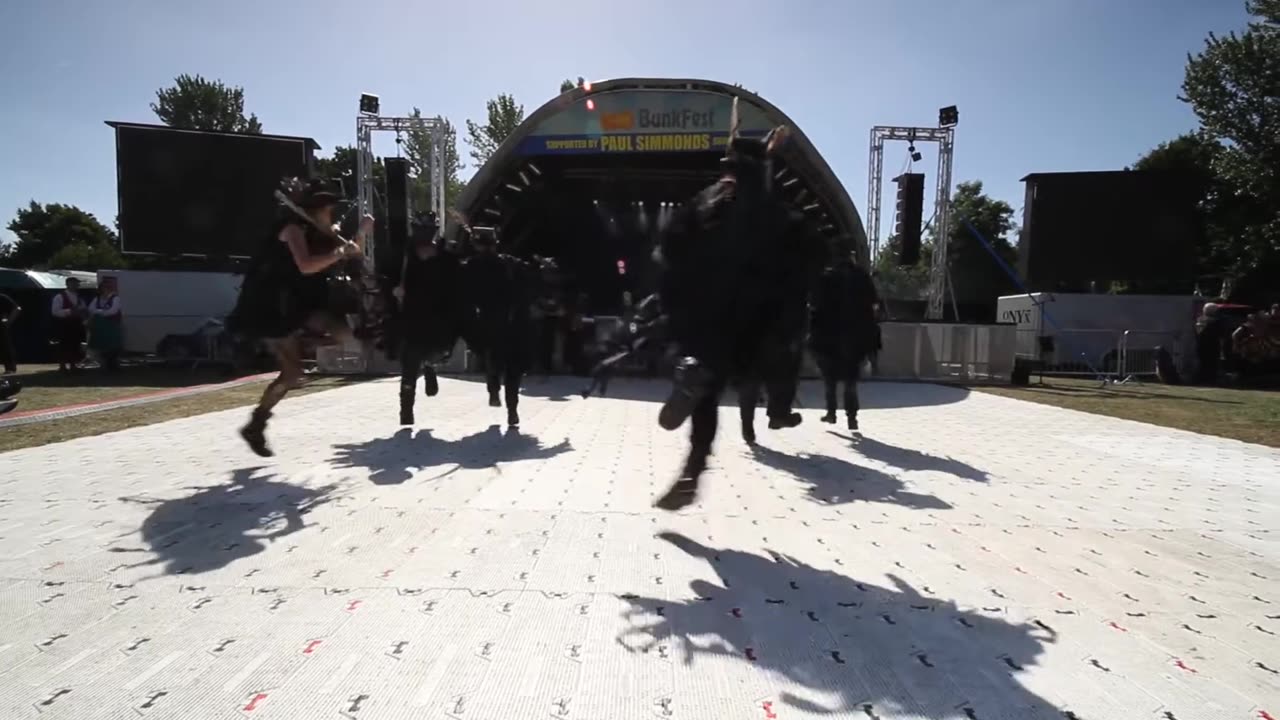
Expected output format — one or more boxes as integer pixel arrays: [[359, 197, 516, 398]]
[[867, 322, 1016, 382], [1013, 328, 1185, 380], [317, 322, 1021, 384]]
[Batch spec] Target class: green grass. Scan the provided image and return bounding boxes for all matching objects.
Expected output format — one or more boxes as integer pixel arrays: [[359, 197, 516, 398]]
[[2, 367, 367, 453], [976, 377, 1280, 447]]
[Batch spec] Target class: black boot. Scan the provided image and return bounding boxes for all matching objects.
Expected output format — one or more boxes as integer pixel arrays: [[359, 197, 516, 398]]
[[423, 366, 439, 397], [821, 412, 837, 424], [659, 357, 711, 431], [655, 454, 706, 511], [400, 388, 415, 425], [239, 408, 273, 458], [488, 391, 501, 408], [741, 422, 756, 445], [768, 412, 803, 430], [848, 414, 859, 432]]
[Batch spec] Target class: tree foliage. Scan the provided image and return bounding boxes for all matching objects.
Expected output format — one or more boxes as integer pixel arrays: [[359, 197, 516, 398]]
[[1177, 0, 1280, 296], [465, 94, 525, 167], [47, 242, 127, 272], [151, 74, 263, 134], [404, 109, 465, 212], [2, 202, 121, 270], [560, 78, 584, 93]]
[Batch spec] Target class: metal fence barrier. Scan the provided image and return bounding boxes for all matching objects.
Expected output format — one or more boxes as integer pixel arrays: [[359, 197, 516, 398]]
[[1011, 328, 1185, 381], [1118, 330, 1184, 380], [870, 322, 1016, 382]]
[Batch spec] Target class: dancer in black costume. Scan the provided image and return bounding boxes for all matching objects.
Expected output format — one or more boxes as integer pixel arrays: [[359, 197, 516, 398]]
[[736, 191, 827, 444], [654, 126, 798, 510], [809, 255, 880, 431], [394, 211, 463, 425], [229, 178, 372, 457], [461, 226, 538, 428]]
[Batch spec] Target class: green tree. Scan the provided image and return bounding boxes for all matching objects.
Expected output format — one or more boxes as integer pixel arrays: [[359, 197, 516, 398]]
[[872, 237, 932, 300], [4, 202, 120, 269], [465, 93, 525, 167], [151, 74, 263, 134], [930, 181, 1018, 304], [1133, 132, 1241, 287], [1179, 0, 1280, 295], [560, 78, 585, 93], [403, 110, 465, 212], [47, 242, 127, 271]]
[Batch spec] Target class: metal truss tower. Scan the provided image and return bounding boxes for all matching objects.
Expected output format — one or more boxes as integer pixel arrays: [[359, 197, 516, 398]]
[[867, 125, 955, 320], [356, 114, 447, 270]]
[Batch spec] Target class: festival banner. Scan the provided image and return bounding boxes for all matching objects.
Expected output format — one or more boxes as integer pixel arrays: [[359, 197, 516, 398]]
[[518, 90, 772, 155]]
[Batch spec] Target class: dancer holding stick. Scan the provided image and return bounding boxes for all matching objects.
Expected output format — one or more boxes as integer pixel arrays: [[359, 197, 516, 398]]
[[228, 178, 373, 457]]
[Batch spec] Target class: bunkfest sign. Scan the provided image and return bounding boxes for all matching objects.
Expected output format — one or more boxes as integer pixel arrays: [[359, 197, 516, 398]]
[[516, 90, 773, 155]]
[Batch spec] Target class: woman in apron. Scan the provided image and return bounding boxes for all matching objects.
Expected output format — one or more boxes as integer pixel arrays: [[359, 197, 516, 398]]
[[88, 276, 124, 371]]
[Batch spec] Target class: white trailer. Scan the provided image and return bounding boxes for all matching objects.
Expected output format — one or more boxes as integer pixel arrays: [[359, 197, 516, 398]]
[[996, 293, 1201, 376], [97, 270, 243, 356]]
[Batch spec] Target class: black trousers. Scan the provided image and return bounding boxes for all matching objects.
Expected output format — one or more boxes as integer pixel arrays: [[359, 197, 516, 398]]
[[399, 340, 439, 409], [816, 353, 862, 418], [56, 319, 84, 368], [687, 374, 729, 474], [0, 321, 15, 372], [484, 349, 525, 415]]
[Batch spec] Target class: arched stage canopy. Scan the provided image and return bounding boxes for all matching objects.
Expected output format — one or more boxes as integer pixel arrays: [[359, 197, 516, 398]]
[[457, 77, 869, 271]]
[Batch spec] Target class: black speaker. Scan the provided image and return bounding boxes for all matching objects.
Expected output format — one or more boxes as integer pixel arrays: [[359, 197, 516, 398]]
[[384, 157, 411, 284], [893, 173, 925, 266]]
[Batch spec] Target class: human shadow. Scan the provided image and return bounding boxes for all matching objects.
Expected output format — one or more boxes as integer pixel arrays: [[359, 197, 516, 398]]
[[110, 467, 336, 577], [331, 425, 572, 485], [619, 532, 1063, 718], [828, 432, 990, 483], [749, 444, 951, 510]]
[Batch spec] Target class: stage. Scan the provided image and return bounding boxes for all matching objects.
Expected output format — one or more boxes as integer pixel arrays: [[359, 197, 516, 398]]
[[0, 377, 1275, 719]]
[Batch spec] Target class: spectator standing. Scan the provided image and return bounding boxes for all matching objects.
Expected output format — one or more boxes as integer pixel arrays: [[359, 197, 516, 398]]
[[51, 277, 87, 372], [0, 291, 19, 374], [88, 276, 124, 372]]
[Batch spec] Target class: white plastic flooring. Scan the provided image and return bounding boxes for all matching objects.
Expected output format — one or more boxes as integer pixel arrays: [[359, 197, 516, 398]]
[[0, 376, 1276, 720]]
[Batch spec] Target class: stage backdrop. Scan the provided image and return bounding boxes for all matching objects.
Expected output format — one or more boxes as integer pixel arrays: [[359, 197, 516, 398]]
[[516, 90, 774, 155], [109, 122, 318, 257]]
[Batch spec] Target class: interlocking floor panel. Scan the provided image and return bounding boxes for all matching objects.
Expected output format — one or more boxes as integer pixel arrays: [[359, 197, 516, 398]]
[[0, 377, 1275, 719]]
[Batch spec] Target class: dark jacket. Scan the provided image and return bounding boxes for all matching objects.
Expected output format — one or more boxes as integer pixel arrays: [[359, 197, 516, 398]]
[[809, 261, 880, 362]]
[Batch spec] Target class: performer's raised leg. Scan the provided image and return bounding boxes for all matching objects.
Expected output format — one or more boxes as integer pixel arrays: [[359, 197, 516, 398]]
[[241, 336, 303, 457]]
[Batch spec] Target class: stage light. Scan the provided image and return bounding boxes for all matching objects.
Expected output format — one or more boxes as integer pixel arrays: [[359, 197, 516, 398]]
[[527, 163, 542, 176], [616, 259, 626, 276], [519, 171, 530, 187], [483, 208, 501, 217], [504, 183, 523, 192], [359, 93, 380, 115], [593, 199, 599, 206], [908, 144, 923, 163], [803, 203, 821, 213], [939, 105, 959, 128], [586, 99, 596, 111], [583, 80, 592, 92]]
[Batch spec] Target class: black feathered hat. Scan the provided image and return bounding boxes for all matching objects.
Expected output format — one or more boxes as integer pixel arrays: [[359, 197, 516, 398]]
[[281, 177, 344, 209]]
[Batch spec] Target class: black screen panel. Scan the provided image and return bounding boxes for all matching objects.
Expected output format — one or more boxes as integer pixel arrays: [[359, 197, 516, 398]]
[[116, 126, 312, 256]]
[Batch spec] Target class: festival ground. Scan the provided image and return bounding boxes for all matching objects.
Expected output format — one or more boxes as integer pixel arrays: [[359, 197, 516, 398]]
[[0, 377, 1276, 719]]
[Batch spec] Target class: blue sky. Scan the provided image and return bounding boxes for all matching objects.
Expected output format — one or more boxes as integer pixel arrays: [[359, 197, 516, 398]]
[[0, 0, 1251, 248]]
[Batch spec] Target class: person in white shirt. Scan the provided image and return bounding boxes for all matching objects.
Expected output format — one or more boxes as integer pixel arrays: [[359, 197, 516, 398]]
[[88, 276, 124, 372], [50, 277, 87, 372]]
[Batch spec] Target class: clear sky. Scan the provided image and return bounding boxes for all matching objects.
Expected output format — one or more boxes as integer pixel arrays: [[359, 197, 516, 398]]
[[0, 0, 1251, 248]]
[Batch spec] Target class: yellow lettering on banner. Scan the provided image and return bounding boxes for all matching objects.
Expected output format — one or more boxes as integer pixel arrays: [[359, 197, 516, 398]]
[[600, 135, 635, 152], [632, 134, 713, 152]]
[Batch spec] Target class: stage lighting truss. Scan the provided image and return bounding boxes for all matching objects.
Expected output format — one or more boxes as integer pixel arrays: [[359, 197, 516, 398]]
[[866, 124, 956, 321], [355, 112, 448, 270]]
